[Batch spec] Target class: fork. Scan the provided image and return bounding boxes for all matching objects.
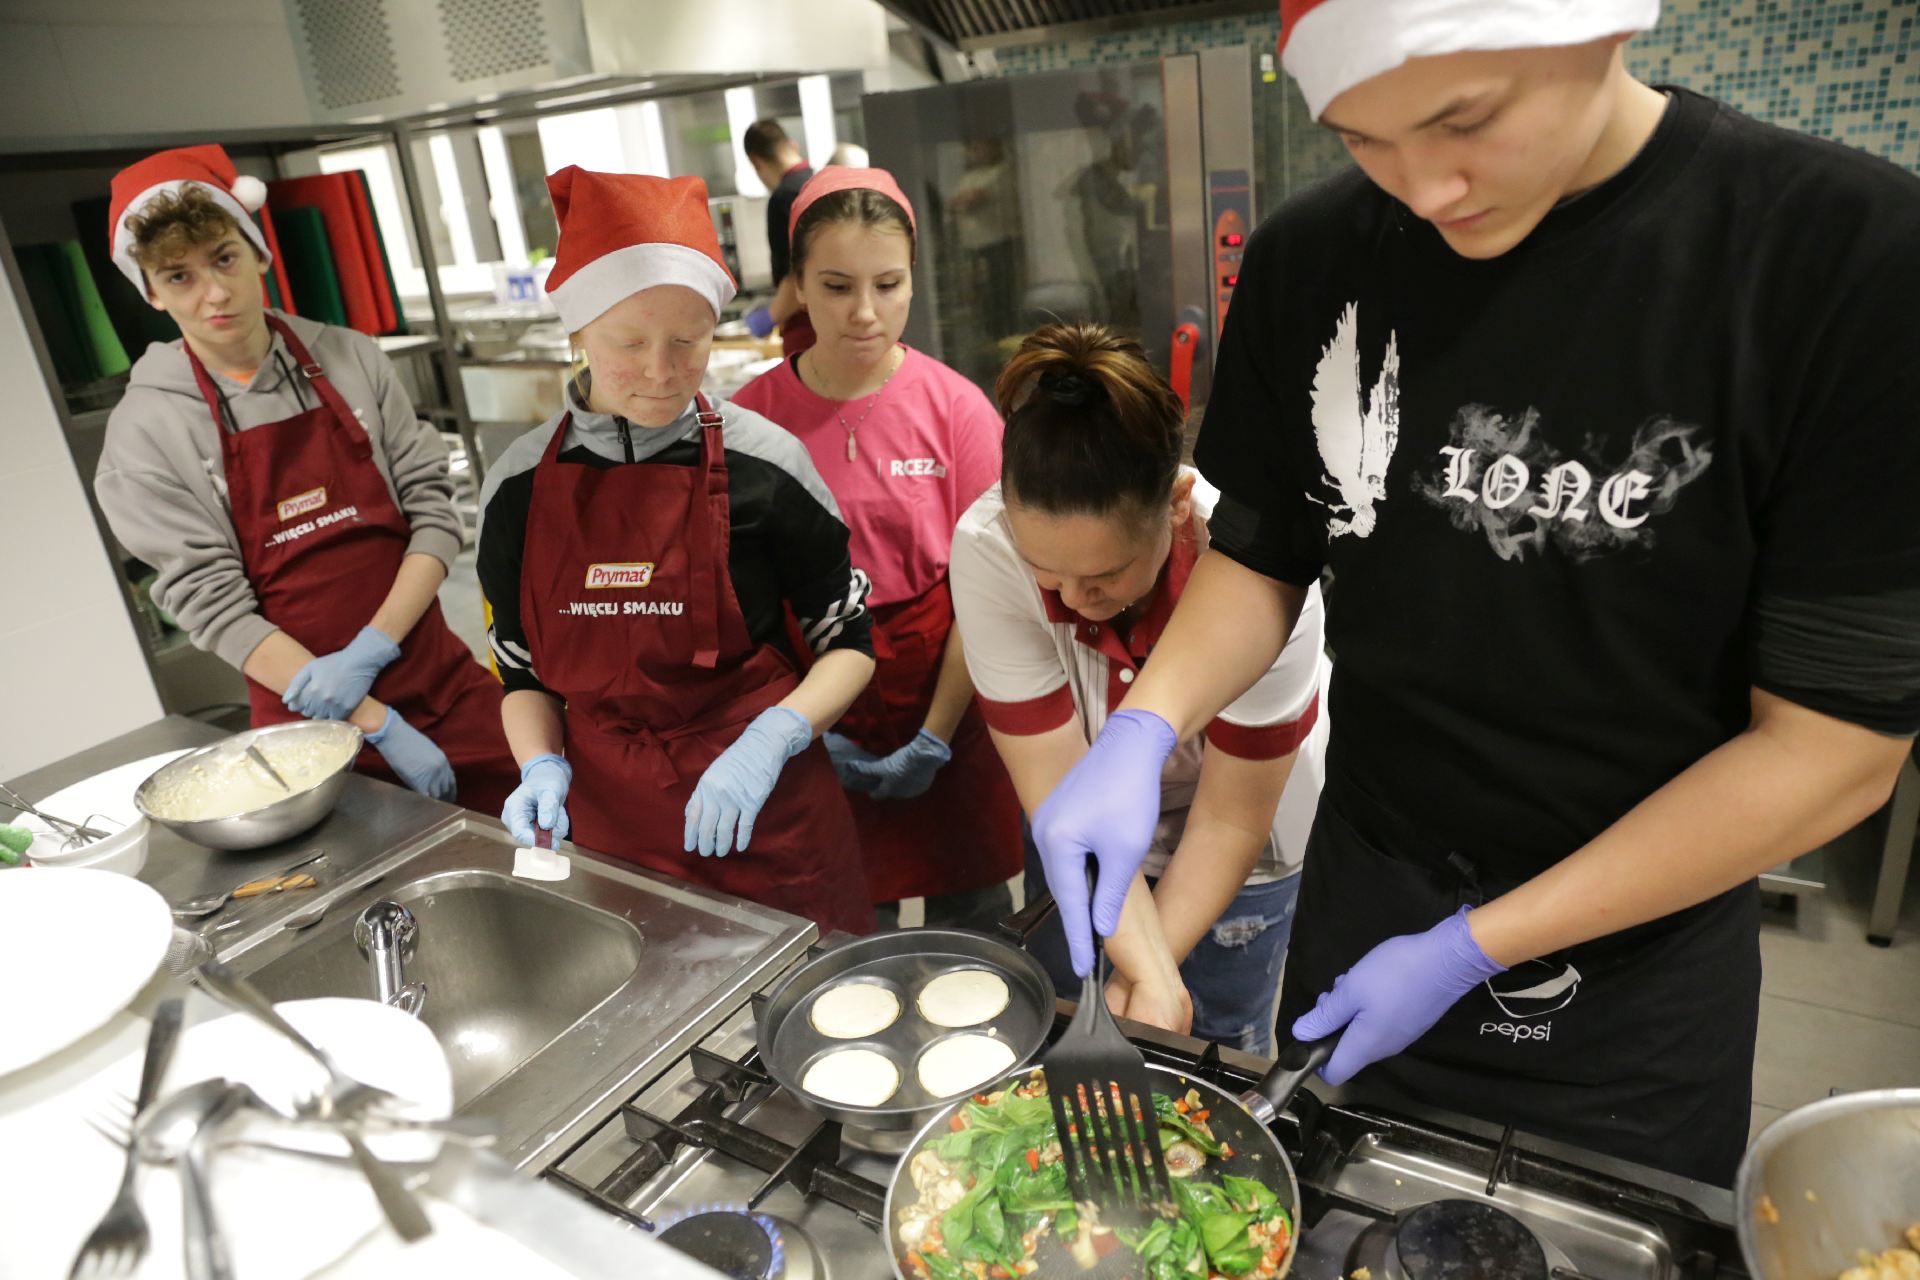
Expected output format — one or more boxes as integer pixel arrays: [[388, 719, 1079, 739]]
[[69, 999, 185, 1278], [1041, 885, 1173, 1225], [190, 958, 432, 1243], [191, 958, 399, 1120]]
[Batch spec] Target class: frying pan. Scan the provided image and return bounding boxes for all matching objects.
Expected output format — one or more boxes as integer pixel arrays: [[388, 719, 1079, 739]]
[[756, 927, 1057, 1131], [884, 1037, 1333, 1280]]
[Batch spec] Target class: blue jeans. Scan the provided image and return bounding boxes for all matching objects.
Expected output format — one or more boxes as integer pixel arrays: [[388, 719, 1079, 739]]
[[1021, 831, 1300, 1057]]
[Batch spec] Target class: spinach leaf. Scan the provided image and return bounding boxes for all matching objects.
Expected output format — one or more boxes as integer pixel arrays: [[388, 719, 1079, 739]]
[[930, 1127, 976, 1161], [1001, 1162, 1073, 1215], [923, 1253, 970, 1280], [1116, 1219, 1174, 1260], [975, 1197, 1009, 1253], [1199, 1208, 1265, 1276], [1000, 1091, 1053, 1129], [1152, 1094, 1226, 1157], [1221, 1174, 1278, 1213], [941, 1181, 993, 1252]]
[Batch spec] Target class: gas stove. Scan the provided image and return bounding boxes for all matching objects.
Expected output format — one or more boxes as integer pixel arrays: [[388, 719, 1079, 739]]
[[541, 949, 1750, 1280]]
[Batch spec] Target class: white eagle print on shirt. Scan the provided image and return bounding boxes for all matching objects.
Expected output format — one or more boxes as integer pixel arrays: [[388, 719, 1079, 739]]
[[1308, 302, 1401, 539]]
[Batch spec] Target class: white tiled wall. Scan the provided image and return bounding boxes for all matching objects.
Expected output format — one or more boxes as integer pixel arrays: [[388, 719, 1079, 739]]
[[0, 259, 162, 778]]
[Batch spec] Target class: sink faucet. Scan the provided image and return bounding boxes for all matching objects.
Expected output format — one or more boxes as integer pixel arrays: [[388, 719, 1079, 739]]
[[353, 900, 426, 1017]]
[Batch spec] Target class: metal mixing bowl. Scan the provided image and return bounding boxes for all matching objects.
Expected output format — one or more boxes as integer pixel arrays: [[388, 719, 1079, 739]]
[[134, 721, 364, 851], [1735, 1086, 1920, 1278]]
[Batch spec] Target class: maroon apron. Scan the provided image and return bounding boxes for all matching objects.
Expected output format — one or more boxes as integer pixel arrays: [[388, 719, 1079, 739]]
[[187, 315, 518, 815], [518, 397, 872, 936], [829, 581, 1022, 904]]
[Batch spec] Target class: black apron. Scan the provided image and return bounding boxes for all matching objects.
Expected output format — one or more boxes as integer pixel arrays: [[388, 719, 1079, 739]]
[[1277, 770, 1761, 1186]]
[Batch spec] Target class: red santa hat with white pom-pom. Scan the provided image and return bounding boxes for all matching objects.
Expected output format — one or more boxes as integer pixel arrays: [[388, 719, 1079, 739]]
[[543, 166, 736, 333], [1278, 0, 1662, 120], [107, 144, 271, 295]]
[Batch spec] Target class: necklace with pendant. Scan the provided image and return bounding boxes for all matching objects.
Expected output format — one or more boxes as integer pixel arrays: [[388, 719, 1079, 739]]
[[823, 348, 903, 462]]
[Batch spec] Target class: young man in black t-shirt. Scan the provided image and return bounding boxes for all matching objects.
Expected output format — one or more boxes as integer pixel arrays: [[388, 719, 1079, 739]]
[[1027, 0, 1920, 1185], [741, 119, 816, 354]]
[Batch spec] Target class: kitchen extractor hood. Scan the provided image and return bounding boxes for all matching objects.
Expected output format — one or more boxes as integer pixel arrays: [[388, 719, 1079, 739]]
[[282, 0, 890, 122], [871, 0, 1268, 52]]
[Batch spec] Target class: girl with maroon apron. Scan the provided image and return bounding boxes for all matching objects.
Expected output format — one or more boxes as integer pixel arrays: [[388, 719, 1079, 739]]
[[730, 166, 1022, 927], [489, 167, 873, 937]]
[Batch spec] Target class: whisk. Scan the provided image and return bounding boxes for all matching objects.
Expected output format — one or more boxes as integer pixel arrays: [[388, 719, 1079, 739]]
[[0, 782, 120, 853]]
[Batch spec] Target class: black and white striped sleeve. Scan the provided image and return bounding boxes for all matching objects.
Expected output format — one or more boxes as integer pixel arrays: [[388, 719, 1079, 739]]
[[769, 468, 875, 658], [474, 450, 554, 697]]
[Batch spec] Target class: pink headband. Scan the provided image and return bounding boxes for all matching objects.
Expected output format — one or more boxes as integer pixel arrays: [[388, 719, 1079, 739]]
[[787, 164, 917, 242]]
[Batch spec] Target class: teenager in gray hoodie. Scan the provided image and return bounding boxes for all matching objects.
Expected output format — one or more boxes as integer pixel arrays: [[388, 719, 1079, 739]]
[[94, 144, 516, 812]]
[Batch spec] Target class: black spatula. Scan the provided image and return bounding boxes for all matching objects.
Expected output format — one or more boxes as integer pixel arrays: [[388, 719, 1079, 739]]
[[1041, 881, 1173, 1229]]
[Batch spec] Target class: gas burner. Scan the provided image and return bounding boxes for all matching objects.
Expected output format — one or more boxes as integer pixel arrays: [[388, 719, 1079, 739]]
[[656, 1211, 823, 1280], [1346, 1199, 1564, 1280]]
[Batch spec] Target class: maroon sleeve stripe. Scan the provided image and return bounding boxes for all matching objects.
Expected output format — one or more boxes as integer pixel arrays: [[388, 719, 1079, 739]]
[[977, 685, 1077, 736], [1205, 688, 1321, 760]]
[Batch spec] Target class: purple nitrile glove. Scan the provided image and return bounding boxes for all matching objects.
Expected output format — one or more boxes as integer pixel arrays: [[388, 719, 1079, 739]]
[[1291, 907, 1507, 1085], [1030, 709, 1178, 977], [744, 305, 777, 339], [284, 625, 400, 721], [840, 728, 951, 800]]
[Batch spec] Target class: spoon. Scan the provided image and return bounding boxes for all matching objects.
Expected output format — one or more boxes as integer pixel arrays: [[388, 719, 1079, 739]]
[[138, 1079, 246, 1280], [244, 745, 291, 793], [172, 852, 326, 919]]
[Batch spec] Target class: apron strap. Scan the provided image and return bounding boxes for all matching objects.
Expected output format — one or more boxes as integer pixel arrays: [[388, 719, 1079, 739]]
[[181, 342, 235, 436], [266, 315, 376, 462], [686, 393, 727, 670]]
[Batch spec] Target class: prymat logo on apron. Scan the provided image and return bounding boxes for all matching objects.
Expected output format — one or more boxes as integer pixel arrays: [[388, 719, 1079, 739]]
[[276, 487, 328, 522], [585, 562, 655, 589], [1478, 959, 1581, 1044]]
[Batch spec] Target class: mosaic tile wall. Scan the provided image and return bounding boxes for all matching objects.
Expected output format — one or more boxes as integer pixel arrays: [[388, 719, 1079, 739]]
[[984, 0, 1920, 208]]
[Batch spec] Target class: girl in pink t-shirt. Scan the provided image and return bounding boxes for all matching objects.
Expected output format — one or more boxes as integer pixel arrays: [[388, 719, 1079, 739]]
[[731, 166, 1022, 928]]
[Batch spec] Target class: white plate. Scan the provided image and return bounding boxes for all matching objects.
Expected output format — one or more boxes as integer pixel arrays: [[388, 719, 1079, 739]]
[[0, 867, 171, 1075], [12, 748, 194, 863], [11, 744, 193, 844], [0, 996, 454, 1280]]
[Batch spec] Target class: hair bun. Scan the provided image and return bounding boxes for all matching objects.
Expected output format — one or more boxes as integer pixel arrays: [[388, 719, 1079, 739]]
[[1037, 368, 1099, 409]]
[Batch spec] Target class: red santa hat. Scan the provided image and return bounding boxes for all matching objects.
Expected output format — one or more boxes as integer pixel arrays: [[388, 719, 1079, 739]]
[[108, 144, 270, 295], [544, 167, 736, 332], [1279, 0, 1662, 120]]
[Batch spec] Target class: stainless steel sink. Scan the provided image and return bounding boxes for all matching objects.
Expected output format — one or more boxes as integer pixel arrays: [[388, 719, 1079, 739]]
[[218, 815, 814, 1167], [245, 870, 646, 1109]]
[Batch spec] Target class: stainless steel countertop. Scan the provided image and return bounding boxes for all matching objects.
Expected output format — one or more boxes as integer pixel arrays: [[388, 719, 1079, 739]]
[[7, 715, 818, 1171], [6, 715, 463, 905]]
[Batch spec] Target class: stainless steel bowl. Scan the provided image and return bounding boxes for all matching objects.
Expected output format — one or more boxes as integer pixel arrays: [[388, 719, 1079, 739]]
[[1735, 1087, 1920, 1278], [134, 721, 363, 851]]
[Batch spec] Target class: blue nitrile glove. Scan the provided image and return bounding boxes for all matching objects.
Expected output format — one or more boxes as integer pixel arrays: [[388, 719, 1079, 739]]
[[502, 753, 571, 846], [823, 731, 882, 793], [284, 625, 401, 721], [744, 305, 777, 339], [1031, 709, 1179, 977], [684, 706, 813, 858], [364, 706, 456, 802], [1291, 907, 1507, 1085], [840, 728, 952, 801]]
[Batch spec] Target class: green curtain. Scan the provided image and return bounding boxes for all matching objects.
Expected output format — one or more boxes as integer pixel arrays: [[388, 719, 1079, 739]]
[[272, 206, 348, 327], [60, 241, 130, 378], [70, 195, 181, 355], [15, 243, 96, 385]]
